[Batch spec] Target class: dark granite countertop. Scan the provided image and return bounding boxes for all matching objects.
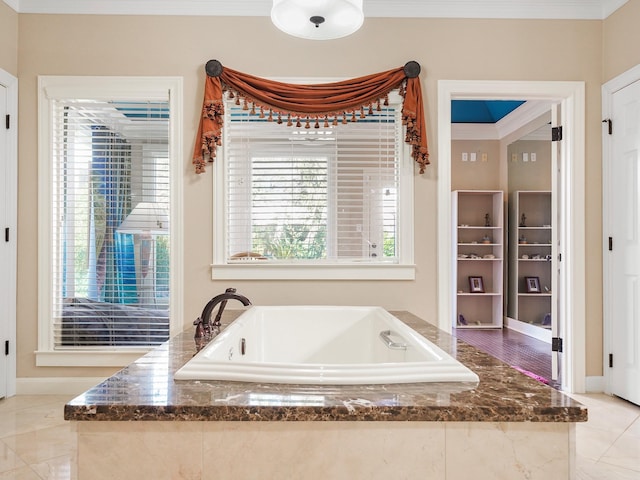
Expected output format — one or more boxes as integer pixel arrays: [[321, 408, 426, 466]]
[[65, 311, 587, 423]]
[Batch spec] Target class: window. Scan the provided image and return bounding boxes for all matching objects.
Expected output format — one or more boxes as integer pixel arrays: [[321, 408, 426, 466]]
[[213, 88, 414, 280], [37, 77, 183, 366]]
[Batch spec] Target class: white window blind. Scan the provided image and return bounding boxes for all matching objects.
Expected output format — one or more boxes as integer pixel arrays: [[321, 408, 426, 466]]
[[50, 98, 170, 348], [224, 95, 401, 264]]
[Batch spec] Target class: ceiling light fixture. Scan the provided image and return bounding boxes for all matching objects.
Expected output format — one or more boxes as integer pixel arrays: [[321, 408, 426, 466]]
[[271, 0, 364, 40]]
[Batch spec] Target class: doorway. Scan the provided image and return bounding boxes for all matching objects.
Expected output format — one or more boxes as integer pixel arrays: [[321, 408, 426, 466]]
[[436, 80, 586, 394]]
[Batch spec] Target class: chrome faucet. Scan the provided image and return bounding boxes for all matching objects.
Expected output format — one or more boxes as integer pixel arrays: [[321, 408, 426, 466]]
[[194, 288, 251, 347]]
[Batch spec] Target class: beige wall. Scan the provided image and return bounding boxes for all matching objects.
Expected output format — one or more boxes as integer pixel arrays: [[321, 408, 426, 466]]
[[603, 0, 640, 81], [507, 140, 552, 193], [15, 14, 605, 379], [0, 2, 18, 75], [451, 140, 501, 191]]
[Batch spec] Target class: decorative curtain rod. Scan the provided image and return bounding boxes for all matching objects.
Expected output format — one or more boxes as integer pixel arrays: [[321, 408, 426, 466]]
[[192, 60, 429, 174]]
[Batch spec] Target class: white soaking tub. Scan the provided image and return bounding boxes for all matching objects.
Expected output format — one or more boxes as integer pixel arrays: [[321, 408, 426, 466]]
[[174, 306, 479, 384]]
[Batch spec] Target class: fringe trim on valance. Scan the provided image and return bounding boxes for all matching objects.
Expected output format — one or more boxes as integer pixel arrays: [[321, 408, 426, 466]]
[[193, 65, 429, 174]]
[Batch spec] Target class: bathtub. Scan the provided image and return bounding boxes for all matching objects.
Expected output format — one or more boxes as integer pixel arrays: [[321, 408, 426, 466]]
[[174, 306, 479, 385]]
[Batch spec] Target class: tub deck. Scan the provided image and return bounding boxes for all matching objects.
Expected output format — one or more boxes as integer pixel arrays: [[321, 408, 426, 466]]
[[65, 310, 585, 423]]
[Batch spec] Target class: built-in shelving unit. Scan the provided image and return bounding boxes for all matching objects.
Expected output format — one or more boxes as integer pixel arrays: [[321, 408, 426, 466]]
[[506, 191, 553, 342], [452, 190, 504, 329]]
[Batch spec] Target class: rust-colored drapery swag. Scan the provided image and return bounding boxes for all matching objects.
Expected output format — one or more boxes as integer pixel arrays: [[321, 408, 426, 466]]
[[192, 63, 429, 174]]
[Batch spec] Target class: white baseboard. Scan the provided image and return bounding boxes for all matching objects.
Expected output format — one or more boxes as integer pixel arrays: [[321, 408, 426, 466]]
[[16, 377, 107, 396], [585, 376, 605, 393]]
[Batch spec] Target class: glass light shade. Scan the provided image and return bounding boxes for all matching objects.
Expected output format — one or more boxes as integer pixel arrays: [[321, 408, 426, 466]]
[[117, 202, 169, 235], [271, 0, 364, 40]]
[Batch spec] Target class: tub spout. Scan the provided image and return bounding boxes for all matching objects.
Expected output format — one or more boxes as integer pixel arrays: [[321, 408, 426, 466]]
[[194, 288, 251, 345]]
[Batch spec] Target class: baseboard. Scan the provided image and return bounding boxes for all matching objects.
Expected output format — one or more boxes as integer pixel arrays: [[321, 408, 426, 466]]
[[16, 377, 107, 396], [585, 376, 605, 393]]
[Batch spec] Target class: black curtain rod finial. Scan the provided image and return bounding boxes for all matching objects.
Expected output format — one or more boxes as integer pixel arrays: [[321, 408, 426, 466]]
[[205, 59, 224, 77], [404, 61, 421, 78]]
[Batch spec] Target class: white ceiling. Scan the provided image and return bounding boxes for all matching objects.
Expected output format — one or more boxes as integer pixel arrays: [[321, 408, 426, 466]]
[[2, 0, 628, 19]]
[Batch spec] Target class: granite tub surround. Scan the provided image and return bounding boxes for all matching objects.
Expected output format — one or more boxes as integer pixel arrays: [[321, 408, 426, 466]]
[[66, 311, 586, 479], [65, 311, 586, 423]]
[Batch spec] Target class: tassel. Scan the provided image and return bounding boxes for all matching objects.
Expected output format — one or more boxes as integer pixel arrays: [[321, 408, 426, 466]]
[[250, 104, 256, 115], [376, 100, 381, 111], [277, 112, 283, 124], [228, 91, 235, 99], [332, 117, 338, 126], [305, 117, 311, 129], [351, 111, 357, 122], [383, 95, 389, 106], [242, 98, 248, 110], [287, 114, 293, 126], [235, 97, 241, 106], [314, 119, 320, 129], [368, 105, 374, 115], [342, 114, 347, 125], [360, 107, 365, 119], [259, 107, 265, 119], [324, 117, 329, 128], [268, 110, 273, 122], [296, 117, 301, 128]]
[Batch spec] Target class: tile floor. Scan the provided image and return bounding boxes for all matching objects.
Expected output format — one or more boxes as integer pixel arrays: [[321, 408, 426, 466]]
[[455, 327, 555, 384], [0, 391, 638, 479]]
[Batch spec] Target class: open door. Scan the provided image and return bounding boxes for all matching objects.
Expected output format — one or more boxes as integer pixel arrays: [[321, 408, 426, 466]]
[[550, 103, 562, 384]]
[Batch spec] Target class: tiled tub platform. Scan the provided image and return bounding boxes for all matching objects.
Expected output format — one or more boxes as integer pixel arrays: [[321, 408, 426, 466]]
[[66, 311, 586, 480]]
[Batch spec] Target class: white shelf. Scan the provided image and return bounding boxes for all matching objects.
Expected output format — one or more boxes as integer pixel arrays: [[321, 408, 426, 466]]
[[508, 191, 554, 331], [452, 190, 504, 329]]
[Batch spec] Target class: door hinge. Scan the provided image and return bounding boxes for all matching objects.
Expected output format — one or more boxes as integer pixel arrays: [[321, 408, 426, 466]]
[[551, 337, 563, 353], [552, 126, 563, 141], [4, 228, 8, 242], [609, 237, 613, 251], [5, 114, 9, 130], [602, 118, 612, 135], [609, 353, 613, 368], [4, 340, 8, 356]]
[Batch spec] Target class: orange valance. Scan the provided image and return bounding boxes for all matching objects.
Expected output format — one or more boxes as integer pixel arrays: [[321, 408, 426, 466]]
[[192, 60, 429, 174]]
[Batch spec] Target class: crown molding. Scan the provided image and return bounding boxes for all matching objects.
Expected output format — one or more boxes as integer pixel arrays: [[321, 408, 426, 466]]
[[3, 0, 628, 19]]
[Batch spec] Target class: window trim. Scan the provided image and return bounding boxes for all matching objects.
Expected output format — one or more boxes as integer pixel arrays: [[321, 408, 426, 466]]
[[36, 76, 184, 366], [211, 83, 415, 281]]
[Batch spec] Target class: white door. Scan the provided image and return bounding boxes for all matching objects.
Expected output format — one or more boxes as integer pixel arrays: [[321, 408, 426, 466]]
[[607, 78, 640, 405], [550, 103, 562, 383], [0, 83, 7, 399]]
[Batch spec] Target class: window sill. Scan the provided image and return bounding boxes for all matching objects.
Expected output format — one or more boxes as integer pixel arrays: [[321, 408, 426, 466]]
[[211, 263, 416, 280], [35, 349, 153, 367]]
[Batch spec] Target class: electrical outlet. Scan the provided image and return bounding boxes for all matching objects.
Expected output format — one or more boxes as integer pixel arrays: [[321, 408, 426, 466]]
[[462, 152, 468, 162], [531, 153, 537, 162], [481, 153, 488, 162], [470, 152, 477, 162], [523, 153, 529, 162]]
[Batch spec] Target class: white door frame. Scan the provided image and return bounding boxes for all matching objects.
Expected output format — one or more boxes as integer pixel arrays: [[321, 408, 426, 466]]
[[0, 67, 17, 398], [437, 80, 586, 394], [602, 64, 640, 397]]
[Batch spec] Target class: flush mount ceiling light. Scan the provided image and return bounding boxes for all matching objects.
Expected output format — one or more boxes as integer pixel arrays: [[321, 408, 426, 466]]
[[271, 0, 364, 40]]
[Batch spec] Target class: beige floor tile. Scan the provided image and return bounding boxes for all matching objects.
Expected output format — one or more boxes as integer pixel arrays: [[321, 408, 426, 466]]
[[598, 429, 640, 472], [577, 455, 640, 480], [30, 454, 76, 480], [0, 440, 26, 474], [0, 405, 67, 440], [0, 465, 42, 479], [2, 424, 76, 465]]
